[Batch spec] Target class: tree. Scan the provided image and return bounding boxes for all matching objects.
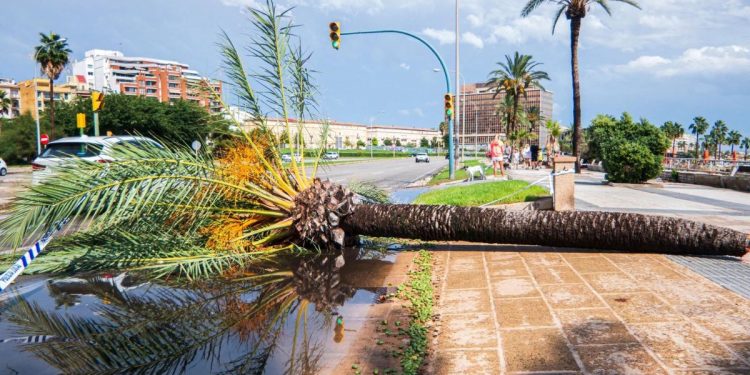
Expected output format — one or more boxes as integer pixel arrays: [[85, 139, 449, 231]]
[[356, 139, 366, 148], [371, 138, 378, 146], [343, 136, 353, 149], [727, 130, 742, 156], [677, 140, 686, 153], [0, 114, 40, 164], [688, 117, 709, 158], [522, 0, 640, 173], [710, 120, 728, 159], [1, 0, 746, 292], [0, 90, 11, 116], [487, 52, 549, 141], [383, 138, 393, 146], [430, 137, 440, 149], [660, 121, 684, 158], [741, 137, 750, 160], [420, 137, 429, 148], [586, 113, 669, 183], [35, 32, 71, 140]]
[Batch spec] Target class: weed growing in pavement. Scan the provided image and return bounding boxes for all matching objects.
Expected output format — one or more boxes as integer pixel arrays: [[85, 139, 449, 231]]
[[398, 250, 433, 374]]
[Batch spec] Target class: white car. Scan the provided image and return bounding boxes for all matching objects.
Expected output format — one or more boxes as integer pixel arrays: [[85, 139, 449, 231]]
[[415, 153, 430, 163], [323, 151, 339, 160], [31, 136, 162, 184], [0, 158, 7, 176], [281, 153, 302, 163]]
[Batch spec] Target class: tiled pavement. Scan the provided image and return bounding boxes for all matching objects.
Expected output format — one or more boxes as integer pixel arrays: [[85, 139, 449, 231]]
[[429, 247, 750, 375]]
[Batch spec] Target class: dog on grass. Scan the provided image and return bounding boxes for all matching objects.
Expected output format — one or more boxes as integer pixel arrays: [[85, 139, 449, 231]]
[[464, 165, 486, 181]]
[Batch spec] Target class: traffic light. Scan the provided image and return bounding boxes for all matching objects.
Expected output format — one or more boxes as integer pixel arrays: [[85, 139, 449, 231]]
[[444, 94, 454, 119], [91, 91, 104, 112], [329, 22, 340, 49]]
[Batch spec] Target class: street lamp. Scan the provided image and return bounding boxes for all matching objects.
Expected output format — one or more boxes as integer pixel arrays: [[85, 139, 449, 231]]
[[368, 109, 385, 159]]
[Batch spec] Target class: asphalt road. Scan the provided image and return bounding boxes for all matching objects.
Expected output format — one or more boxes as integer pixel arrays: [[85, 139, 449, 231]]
[[312, 157, 447, 190]]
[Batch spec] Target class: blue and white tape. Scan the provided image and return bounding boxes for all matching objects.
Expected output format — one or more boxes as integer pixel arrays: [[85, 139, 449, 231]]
[[0, 221, 66, 293]]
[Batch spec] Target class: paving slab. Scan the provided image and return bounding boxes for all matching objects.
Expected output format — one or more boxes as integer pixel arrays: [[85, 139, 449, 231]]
[[431, 245, 750, 375]]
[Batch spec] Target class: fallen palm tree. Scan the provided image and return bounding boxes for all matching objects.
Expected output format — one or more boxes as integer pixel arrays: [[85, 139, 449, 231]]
[[0, 1, 747, 283]]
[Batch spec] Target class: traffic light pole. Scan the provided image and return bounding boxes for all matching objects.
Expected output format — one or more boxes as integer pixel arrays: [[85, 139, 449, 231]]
[[339, 29, 455, 179]]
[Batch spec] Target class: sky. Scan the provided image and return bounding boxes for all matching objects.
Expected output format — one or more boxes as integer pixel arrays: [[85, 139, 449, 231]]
[[2, 0, 750, 136]]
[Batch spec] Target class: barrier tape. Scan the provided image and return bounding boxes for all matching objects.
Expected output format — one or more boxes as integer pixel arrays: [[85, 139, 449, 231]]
[[0, 220, 67, 293], [480, 169, 575, 208], [0, 335, 55, 344]]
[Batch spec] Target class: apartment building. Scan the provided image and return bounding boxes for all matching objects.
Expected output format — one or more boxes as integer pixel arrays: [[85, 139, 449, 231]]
[[72, 49, 222, 112], [0, 78, 21, 119], [18, 78, 76, 120], [459, 82, 554, 146]]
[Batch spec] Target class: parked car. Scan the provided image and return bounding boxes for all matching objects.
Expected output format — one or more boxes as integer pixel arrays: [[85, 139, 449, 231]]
[[415, 153, 430, 163], [0, 158, 7, 176], [281, 153, 302, 163], [31, 136, 162, 184], [323, 151, 339, 160]]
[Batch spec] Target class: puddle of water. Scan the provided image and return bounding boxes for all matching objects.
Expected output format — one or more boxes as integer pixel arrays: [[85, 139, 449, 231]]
[[390, 188, 429, 204], [0, 248, 399, 374]]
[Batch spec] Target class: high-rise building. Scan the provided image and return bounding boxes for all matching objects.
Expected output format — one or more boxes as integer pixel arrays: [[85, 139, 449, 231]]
[[0, 78, 21, 119], [72, 49, 222, 112], [459, 82, 554, 146], [18, 78, 76, 120]]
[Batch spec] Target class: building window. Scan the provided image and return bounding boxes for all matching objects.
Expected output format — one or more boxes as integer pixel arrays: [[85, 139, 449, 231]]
[[145, 81, 156, 86], [168, 83, 179, 88]]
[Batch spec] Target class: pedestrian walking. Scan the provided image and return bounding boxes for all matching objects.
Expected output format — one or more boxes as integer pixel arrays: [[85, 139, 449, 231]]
[[490, 136, 505, 177]]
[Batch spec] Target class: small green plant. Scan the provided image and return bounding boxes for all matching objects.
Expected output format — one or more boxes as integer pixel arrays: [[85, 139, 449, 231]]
[[671, 169, 679, 182], [399, 250, 433, 374]]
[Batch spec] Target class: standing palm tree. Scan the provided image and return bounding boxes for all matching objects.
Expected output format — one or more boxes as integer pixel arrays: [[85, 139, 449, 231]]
[[522, 0, 640, 172], [741, 137, 750, 161], [0, 90, 11, 116], [34, 32, 71, 140], [689, 116, 709, 158], [711, 120, 728, 160], [0, 90, 11, 136], [727, 130, 742, 157], [660, 121, 684, 158], [487, 52, 549, 139], [677, 140, 687, 154]]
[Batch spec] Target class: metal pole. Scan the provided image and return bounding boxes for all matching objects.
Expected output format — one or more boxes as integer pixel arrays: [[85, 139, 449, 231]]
[[369, 119, 373, 159], [340, 29, 453, 177], [93, 112, 100, 136], [454, 0, 460, 173]]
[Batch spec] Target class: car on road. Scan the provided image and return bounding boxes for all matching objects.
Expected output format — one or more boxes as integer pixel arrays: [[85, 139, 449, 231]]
[[323, 151, 339, 160], [31, 136, 162, 184], [281, 153, 302, 163], [0, 158, 7, 177], [415, 153, 430, 163]]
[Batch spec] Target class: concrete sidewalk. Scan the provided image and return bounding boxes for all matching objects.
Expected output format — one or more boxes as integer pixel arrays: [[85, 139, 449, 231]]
[[429, 246, 750, 374]]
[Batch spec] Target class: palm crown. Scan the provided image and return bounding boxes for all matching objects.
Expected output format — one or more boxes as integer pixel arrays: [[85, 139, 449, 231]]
[[35, 32, 71, 81], [522, 0, 641, 33]]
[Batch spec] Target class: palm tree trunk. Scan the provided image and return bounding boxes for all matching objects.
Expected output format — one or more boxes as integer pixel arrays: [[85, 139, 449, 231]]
[[696, 133, 700, 159], [342, 204, 748, 257], [48, 78, 56, 139], [671, 138, 676, 158], [570, 17, 582, 173]]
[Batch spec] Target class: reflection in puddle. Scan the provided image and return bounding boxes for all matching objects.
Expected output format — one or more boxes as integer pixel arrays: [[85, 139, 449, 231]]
[[0, 248, 399, 374]]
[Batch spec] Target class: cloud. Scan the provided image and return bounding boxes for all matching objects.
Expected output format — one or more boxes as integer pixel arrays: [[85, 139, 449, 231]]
[[219, 0, 260, 7], [422, 28, 456, 45], [614, 45, 750, 77], [399, 62, 410, 70], [398, 108, 425, 117], [461, 32, 484, 49]]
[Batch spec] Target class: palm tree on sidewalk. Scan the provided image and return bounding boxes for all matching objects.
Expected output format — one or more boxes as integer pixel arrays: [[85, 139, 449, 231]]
[[34, 32, 71, 140], [711, 120, 728, 160], [660, 121, 684, 158], [487, 52, 549, 139], [689, 117, 709, 159], [522, 0, 640, 173], [727, 130, 742, 158], [741, 137, 750, 161]]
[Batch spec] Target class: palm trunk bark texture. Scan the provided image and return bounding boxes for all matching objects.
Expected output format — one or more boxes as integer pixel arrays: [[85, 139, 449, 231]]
[[342, 204, 748, 257]]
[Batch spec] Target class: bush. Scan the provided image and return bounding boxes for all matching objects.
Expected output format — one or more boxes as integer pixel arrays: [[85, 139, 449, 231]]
[[604, 142, 662, 183], [587, 113, 669, 183]]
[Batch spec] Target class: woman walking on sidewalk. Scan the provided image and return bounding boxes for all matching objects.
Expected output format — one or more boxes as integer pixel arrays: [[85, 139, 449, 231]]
[[490, 135, 505, 177]]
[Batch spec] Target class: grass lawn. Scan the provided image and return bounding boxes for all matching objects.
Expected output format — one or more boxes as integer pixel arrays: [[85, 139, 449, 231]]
[[427, 159, 495, 186], [413, 180, 549, 207]]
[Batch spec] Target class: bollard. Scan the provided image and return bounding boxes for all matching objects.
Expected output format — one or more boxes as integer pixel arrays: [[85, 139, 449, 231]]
[[552, 156, 577, 211]]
